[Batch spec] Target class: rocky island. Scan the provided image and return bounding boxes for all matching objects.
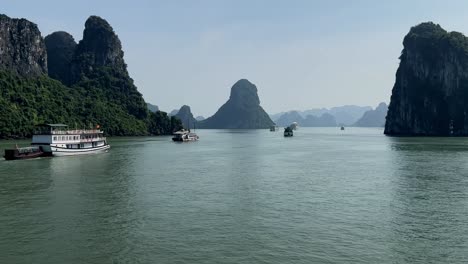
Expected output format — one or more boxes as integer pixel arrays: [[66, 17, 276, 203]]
[[0, 14, 181, 138], [385, 22, 468, 136], [198, 79, 274, 129]]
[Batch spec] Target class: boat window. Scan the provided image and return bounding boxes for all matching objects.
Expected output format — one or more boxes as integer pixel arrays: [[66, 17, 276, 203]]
[[53, 136, 57, 141]]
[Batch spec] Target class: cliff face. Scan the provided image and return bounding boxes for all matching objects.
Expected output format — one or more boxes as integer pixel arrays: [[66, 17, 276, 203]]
[[70, 16, 148, 120], [0, 14, 47, 76], [44, 31, 76, 84], [70, 16, 127, 83], [199, 79, 274, 129], [174, 105, 197, 129], [355, 103, 388, 127], [385, 22, 468, 136]]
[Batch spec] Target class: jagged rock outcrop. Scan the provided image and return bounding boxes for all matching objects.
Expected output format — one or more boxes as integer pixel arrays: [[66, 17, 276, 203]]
[[71, 15, 147, 119], [199, 79, 274, 129], [44, 31, 76, 84], [0, 14, 181, 138], [174, 105, 197, 129], [0, 14, 47, 76], [385, 22, 468, 136], [195, 116, 205, 121], [70, 15, 127, 83], [355, 103, 388, 127]]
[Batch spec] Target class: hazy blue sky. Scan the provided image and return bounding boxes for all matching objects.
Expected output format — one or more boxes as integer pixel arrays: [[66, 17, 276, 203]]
[[4, 0, 468, 116]]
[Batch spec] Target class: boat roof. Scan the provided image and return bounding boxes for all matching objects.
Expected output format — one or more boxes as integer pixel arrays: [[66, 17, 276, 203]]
[[35, 123, 68, 127]]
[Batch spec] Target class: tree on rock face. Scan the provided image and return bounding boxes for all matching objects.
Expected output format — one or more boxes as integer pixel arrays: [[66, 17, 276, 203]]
[[198, 79, 275, 129], [385, 22, 468, 136]]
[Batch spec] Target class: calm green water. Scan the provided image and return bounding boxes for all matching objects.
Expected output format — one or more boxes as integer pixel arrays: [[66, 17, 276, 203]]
[[1, 128, 468, 263]]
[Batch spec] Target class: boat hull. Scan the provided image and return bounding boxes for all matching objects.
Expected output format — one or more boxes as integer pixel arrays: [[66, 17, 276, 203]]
[[3, 149, 49, 160], [172, 137, 198, 142], [50, 144, 110, 156]]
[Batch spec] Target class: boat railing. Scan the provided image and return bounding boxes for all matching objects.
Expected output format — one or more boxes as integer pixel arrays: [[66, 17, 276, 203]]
[[79, 137, 106, 142], [34, 129, 104, 135]]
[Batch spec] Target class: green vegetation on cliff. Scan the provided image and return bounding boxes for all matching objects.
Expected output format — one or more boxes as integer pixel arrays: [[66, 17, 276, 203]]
[[0, 14, 182, 138], [0, 70, 182, 138]]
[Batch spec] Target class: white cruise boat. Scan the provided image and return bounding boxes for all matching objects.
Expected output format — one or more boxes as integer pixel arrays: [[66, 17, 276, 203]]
[[172, 129, 199, 142], [32, 124, 110, 156]]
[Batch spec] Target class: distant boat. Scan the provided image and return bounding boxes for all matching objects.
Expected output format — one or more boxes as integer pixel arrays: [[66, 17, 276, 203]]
[[270, 125, 278, 132], [284, 126, 294, 137], [290, 122, 298, 130], [341, 126, 345, 130], [172, 129, 199, 142]]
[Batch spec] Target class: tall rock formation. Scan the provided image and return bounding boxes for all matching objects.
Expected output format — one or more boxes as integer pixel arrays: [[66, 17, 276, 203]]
[[70, 16, 126, 83], [174, 105, 197, 129], [355, 103, 388, 127], [0, 14, 180, 138], [199, 79, 274, 129], [0, 14, 47, 76], [385, 22, 468, 136], [44, 31, 76, 84], [70, 16, 147, 119]]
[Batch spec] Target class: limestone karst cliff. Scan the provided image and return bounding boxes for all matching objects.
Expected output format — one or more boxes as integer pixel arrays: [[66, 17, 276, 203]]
[[44, 31, 77, 84], [385, 22, 468, 136], [0, 14, 181, 138], [198, 79, 274, 129], [174, 105, 197, 129], [0, 14, 47, 76]]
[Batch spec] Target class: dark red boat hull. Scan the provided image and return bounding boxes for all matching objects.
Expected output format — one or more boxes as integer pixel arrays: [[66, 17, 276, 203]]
[[3, 148, 49, 160]]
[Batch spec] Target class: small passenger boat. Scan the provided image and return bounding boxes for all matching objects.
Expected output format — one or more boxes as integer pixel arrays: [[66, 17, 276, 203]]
[[270, 125, 278, 132], [4, 146, 48, 160], [284, 126, 294, 137], [172, 129, 199, 142]]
